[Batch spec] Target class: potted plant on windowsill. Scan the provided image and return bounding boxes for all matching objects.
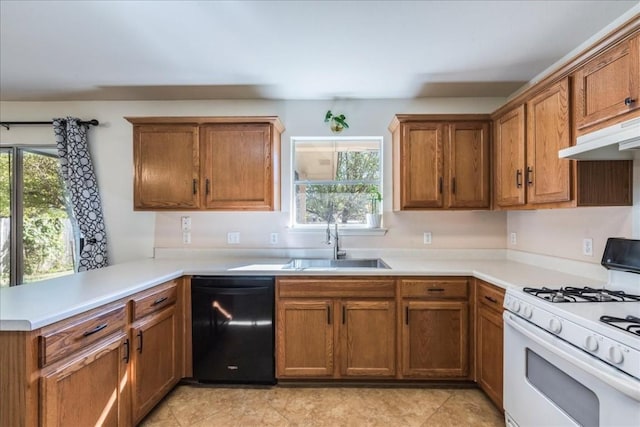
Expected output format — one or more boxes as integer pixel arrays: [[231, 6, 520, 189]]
[[324, 110, 349, 133], [366, 189, 382, 228]]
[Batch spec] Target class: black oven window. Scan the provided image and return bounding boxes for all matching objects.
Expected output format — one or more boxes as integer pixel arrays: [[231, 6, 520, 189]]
[[526, 348, 599, 427]]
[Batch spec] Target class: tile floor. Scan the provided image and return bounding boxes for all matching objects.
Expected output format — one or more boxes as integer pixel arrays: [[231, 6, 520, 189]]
[[141, 384, 505, 427]]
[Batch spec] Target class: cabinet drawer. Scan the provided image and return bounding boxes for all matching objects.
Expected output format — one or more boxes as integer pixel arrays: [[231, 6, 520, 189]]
[[477, 281, 505, 314], [39, 303, 127, 367], [400, 278, 468, 299], [132, 281, 178, 321], [277, 277, 395, 298]]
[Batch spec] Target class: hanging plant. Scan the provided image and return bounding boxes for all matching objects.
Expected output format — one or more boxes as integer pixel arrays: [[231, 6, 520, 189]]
[[324, 110, 349, 133]]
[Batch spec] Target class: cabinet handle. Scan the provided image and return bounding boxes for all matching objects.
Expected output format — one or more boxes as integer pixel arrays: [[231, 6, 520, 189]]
[[137, 331, 143, 353], [451, 177, 456, 194], [342, 305, 346, 324], [526, 167, 533, 185], [624, 97, 636, 106], [327, 305, 331, 325], [152, 296, 168, 306], [123, 338, 130, 363], [427, 288, 444, 292], [405, 306, 409, 325], [192, 179, 197, 195], [82, 323, 107, 337], [516, 170, 523, 188], [206, 178, 210, 195], [484, 295, 498, 304], [438, 177, 443, 194]]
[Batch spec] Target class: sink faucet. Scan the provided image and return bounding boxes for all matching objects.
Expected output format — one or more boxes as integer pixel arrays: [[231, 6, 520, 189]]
[[326, 218, 347, 260]]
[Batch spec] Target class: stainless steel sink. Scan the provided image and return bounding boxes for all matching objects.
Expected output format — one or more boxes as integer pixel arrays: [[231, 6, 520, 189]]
[[283, 258, 390, 270]]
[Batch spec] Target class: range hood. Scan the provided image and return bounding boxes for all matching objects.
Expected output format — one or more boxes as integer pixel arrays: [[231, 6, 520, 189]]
[[559, 117, 640, 160]]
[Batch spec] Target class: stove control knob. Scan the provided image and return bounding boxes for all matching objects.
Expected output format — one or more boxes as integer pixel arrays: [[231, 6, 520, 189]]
[[522, 305, 533, 319], [607, 346, 624, 365], [511, 300, 521, 313], [584, 335, 599, 352], [548, 318, 562, 334]]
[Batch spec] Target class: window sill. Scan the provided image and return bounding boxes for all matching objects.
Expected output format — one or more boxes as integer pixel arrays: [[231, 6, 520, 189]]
[[286, 227, 388, 236]]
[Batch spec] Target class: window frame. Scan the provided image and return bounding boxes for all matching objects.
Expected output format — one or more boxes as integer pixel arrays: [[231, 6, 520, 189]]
[[289, 135, 384, 230], [1, 145, 76, 286]]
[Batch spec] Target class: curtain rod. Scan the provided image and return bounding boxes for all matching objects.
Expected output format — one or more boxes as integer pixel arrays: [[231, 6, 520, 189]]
[[0, 119, 99, 130]]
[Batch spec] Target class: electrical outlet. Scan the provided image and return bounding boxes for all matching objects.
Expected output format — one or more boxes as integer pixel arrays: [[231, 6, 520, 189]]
[[583, 238, 593, 256], [181, 216, 191, 232], [182, 231, 191, 244], [270, 233, 279, 245], [227, 232, 240, 245], [510, 232, 517, 245], [423, 232, 432, 245]]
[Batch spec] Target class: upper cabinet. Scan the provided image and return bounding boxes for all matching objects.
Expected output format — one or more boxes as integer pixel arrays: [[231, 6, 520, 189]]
[[526, 79, 572, 205], [127, 116, 284, 211], [390, 115, 491, 211], [573, 33, 640, 133], [494, 105, 526, 207]]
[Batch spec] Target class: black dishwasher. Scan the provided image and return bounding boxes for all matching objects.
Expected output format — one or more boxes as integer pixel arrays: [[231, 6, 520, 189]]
[[191, 276, 275, 384]]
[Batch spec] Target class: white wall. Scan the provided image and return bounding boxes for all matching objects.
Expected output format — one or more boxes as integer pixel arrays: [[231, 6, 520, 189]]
[[0, 98, 506, 263]]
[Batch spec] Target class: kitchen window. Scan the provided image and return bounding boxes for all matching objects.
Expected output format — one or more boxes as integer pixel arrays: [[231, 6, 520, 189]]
[[291, 136, 382, 228], [0, 146, 77, 286]]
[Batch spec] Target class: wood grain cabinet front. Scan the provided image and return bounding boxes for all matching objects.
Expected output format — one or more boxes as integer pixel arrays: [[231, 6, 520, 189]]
[[400, 278, 470, 379], [129, 281, 181, 425], [573, 33, 640, 132], [128, 116, 283, 211], [493, 79, 632, 209], [389, 115, 490, 210], [40, 332, 131, 427], [275, 277, 396, 379], [475, 279, 505, 411]]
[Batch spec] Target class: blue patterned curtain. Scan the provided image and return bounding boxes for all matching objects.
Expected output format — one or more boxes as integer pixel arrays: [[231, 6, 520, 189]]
[[53, 118, 108, 271]]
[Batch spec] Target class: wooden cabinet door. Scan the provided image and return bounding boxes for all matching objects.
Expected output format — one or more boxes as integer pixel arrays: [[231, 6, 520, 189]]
[[400, 123, 445, 208], [339, 300, 396, 377], [402, 301, 469, 378], [40, 332, 130, 427], [477, 305, 504, 410], [200, 123, 274, 210], [526, 79, 571, 205], [495, 105, 526, 207], [276, 299, 334, 377], [131, 306, 178, 425], [574, 35, 640, 130], [133, 125, 200, 209], [446, 122, 490, 208]]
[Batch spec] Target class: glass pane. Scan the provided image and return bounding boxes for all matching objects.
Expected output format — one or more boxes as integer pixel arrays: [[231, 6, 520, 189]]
[[294, 140, 380, 182], [21, 150, 75, 283], [295, 183, 381, 225], [0, 150, 11, 287]]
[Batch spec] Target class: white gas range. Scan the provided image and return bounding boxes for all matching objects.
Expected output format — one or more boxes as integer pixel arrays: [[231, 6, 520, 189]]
[[503, 238, 640, 427]]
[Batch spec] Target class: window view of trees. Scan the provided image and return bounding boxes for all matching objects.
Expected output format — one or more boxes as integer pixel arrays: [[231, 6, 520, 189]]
[[293, 138, 382, 226], [0, 148, 76, 287]]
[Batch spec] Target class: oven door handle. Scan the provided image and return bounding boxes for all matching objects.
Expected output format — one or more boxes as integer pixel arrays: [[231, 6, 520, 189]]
[[504, 312, 640, 401]]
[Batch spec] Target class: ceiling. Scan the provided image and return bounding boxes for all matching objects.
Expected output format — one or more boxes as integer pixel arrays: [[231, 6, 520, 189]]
[[1, 0, 638, 101]]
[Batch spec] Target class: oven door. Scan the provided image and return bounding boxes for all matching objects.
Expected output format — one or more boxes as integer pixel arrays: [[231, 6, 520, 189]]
[[503, 312, 640, 427]]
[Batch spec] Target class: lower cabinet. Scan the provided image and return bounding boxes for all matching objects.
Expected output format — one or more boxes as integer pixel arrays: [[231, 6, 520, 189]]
[[340, 300, 396, 377], [402, 300, 469, 378], [130, 280, 180, 424], [475, 279, 505, 410], [40, 332, 130, 427], [131, 306, 178, 424], [276, 299, 334, 377], [275, 277, 396, 379], [400, 278, 471, 379]]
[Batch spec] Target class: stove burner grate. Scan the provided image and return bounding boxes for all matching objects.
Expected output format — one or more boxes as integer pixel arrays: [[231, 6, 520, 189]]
[[523, 286, 640, 303], [600, 315, 640, 336]]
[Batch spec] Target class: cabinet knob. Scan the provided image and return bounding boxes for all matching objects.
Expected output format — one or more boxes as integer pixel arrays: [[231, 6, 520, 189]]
[[624, 97, 636, 106], [516, 170, 523, 188], [526, 167, 533, 186]]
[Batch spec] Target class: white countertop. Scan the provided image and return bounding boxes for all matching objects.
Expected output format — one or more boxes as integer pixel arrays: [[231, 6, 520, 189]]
[[0, 254, 606, 331]]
